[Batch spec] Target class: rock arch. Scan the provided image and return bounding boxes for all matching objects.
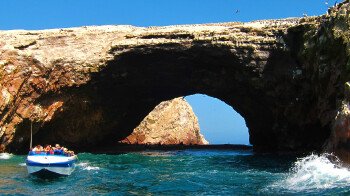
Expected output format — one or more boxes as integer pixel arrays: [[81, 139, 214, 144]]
[[1, 2, 350, 155]]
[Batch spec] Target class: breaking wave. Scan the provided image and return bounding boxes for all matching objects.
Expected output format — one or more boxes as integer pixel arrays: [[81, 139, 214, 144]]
[[272, 153, 350, 192], [0, 153, 12, 160], [77, 162, 100, 171]]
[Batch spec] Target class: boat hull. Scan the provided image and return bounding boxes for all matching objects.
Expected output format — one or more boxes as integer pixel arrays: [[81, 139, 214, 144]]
[[26, 155, 77, 176], [27, 165, 75, 176]]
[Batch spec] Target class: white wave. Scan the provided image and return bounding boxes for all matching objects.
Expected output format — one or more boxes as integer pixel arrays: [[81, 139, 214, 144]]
[[77, 162, 88, 167], [0, 153, 12, 160], [84, 166, 100, 171], [19, 163, 26, 166], [77, 162, 100, 171], [209, 170, 218, 174], [129, 169, 140, 174], [273, 153, 350, 191]]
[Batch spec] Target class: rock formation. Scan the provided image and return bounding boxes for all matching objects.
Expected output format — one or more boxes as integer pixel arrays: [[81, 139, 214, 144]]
[[1, 1, 350, 159], [121, 97, 208, 145]]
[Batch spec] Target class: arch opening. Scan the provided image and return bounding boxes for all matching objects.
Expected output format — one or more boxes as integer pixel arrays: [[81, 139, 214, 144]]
[[117, 94, 249, 147], [185, 94, 249, 145]]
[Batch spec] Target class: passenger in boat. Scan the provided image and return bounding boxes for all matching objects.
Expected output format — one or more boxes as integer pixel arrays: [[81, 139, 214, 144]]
[[32, 145, 44, 154], [32, 145, 40, 152], [49, 146, 54, 155], [38, 145, 44, 152], [44, 145, 51, 152], [54, 144, 64, 155], [68, 150, 75, 156], [45, 145, 54, 155], [54, 144, 61, 149], [59, 147, 74, 156]]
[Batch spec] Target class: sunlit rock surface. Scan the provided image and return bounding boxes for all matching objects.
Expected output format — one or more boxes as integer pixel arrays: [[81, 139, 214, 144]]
[[121, 97, 208, 145], [1, 1, 350, 158]]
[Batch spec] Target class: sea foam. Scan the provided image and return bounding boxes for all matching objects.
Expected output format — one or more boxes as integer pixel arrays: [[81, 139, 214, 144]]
[[77, 162, 100, 171], [273, 153, 350, 192], [0, 153, 12, 160]]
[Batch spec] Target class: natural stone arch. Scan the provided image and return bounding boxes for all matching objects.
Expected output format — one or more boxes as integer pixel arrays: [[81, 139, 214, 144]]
[[1, 2, 350, 156]]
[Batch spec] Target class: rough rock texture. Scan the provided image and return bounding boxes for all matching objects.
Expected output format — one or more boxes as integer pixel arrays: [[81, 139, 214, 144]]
[[1, 2, 350, 157], [121, 97, 208, 145], [299, 1, 350, 163], [325, 100, 350, 162]]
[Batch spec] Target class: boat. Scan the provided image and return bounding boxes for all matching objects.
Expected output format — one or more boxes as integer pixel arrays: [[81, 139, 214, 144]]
[[26, 151, 78, 176], [25, 122, 77, 176]]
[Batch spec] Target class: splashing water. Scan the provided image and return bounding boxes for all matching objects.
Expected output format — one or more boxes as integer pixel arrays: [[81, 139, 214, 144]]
[[77, 162, 100, 171], [0, 153, 12, 160], [272, 153, 350, 192], [84, 166, 100, 171], [1, 150, 350, 195]]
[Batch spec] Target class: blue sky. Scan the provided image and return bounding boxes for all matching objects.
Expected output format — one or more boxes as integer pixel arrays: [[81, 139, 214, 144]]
[[185, 95, 249, 144], [0, 0, 336, 30], [0, 0, 337, 144]]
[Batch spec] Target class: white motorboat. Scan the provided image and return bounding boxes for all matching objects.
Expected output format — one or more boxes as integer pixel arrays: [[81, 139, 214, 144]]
[[26, 152, 77, 176]]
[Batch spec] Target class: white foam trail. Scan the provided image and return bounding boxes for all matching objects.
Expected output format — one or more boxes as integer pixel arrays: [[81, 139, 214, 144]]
[[77, 162, 100, 171], [19, 163, 26, 166], [84, 166, 100, 171], [0, 153, 12, 160], [77, 162, 88, 167], [274, 153, 350, 191]]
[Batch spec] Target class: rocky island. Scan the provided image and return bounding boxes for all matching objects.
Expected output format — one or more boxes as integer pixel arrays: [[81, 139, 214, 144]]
[[1, 1, 350, 162], [121, 97, 208, 145]]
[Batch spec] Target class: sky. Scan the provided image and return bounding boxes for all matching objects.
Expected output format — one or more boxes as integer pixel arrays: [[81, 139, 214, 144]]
[[0, 0, 337, 144], [185, 94, 249, 144]]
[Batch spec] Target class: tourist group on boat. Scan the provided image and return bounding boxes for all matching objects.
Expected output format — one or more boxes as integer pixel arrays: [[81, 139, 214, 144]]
[[30, 144, 75, 156]]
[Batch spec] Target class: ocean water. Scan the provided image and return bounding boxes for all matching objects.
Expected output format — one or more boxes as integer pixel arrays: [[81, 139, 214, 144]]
[[1, 150, 350, 195]]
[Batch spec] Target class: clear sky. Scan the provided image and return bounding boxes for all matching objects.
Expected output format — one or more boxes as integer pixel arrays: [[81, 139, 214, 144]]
[[185, 94, 249, 144], [0, 0, 337, 144]]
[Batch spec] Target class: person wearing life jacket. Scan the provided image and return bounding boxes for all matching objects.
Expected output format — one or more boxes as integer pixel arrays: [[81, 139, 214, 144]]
[[44, 144, 54, 155], [49, 146, 54, 155], [54, 144, 64, 155], [32, 145, 44, 154], [44, 145, 50, 152], [32, 145, 40, 152]]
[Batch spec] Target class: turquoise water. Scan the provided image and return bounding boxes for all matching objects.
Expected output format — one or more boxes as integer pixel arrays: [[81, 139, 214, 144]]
[[1, 150, 350, 195]]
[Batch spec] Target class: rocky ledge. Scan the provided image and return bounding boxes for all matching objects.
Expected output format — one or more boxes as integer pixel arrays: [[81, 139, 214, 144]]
[[1, 1, 350, 161]]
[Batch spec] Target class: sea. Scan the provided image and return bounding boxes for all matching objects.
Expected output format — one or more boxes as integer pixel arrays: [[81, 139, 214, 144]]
[[1, 149, 350, 195]]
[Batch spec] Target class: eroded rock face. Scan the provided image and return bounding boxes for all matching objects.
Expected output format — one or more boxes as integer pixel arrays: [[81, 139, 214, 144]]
[[121, 98, 208, 145], [0, 20, 308, 153], [1, 1, 350, 155]]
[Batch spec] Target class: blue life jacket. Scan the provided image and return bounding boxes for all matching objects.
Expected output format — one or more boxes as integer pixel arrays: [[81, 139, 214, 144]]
[[54, 149, 63, 155]]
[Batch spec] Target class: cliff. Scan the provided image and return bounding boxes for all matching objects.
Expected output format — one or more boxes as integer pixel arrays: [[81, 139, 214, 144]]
[[121, 97, 208, 145], [1, 1, 350, 160]]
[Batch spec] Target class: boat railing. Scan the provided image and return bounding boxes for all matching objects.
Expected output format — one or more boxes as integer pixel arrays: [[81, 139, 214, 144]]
[[28, 151, 74, 157]]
